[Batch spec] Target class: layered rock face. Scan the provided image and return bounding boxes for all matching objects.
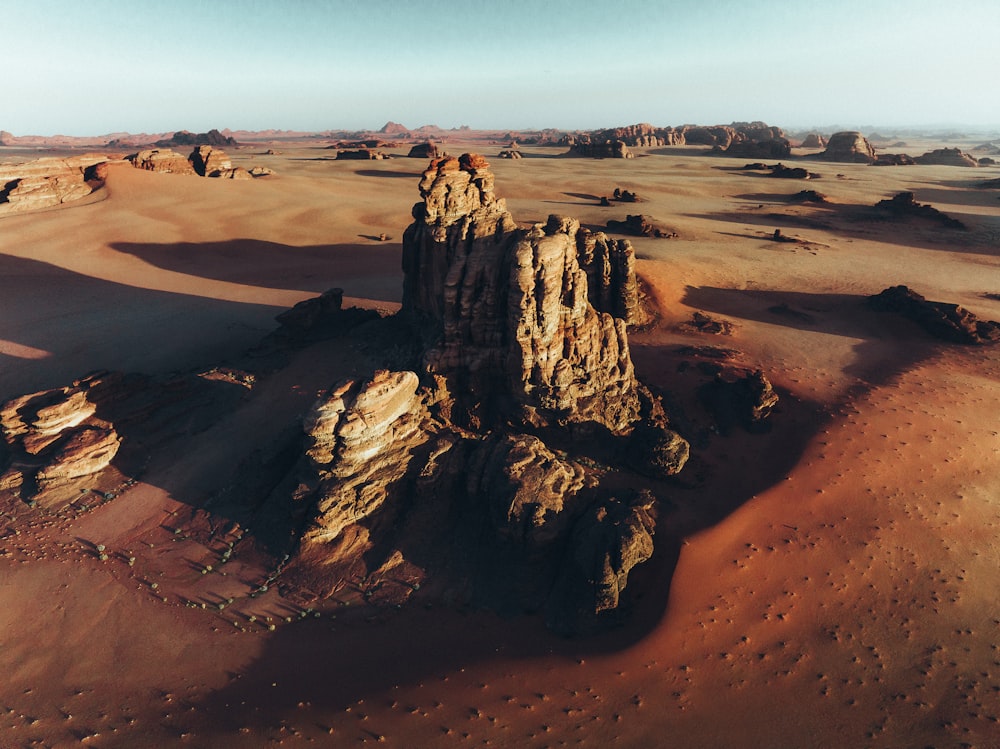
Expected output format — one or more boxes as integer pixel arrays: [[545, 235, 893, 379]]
[[819, 131, 877, 163], [1, 374, 122, 505], [0, 155, 109, 213], [800, 133, 827, 148], [402, 155, 642, 433], [127, 149, 196, 174], [565, 140, 634, 158]]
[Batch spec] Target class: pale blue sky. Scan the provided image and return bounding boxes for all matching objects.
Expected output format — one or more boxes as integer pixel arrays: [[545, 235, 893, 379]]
[[3, 0, 998, 136]]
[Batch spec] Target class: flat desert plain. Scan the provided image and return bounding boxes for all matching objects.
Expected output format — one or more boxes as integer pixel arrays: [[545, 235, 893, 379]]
[[1, 139, 999, 748]]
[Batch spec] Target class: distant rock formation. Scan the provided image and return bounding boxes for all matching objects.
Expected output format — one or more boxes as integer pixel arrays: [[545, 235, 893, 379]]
[[407, 142, 439, 159], [874, 192, 965, 229], [606, 214, 675, 238], [498, 149, 522, 159], [914, 148, 979, 167], [0, 130, 13, 146], [979, 157, 997, 166], [818, 131, 876, 163], [873, 153, 915, 166], [565, 140, 634, 159], [0, 155, 110, 213], [799, 133, 827, 149], [869, 286, 1000, 344], [127, 148, 196, 175], [723, 138, 791, 159], [766, 163, 814, 179], [379, 121, 411, 136], [613, 187, 640, 202], [788, 189, 827, 203], [335, 148, 390, 160], [154, 129, 237, 148]]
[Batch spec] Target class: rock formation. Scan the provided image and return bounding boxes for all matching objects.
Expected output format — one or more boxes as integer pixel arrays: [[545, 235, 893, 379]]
[[818, 131, 876, 163], [0, 155, 110, 213], [407, 142, 439, 159], [335, 148, 390, 160], [606, 214, 675, 238], [799, 133, 827, 148], [286, 154, 689, 633], [914, 148, 979, 167], [767, 163, 813, 179], [699, 369, 779, 434], [565, 141, 634, 159], [498, 149, 522, 159], [873, 153, 915, 166], [869, 286, 1000, 344], [127, 149, 196, 174], [189, 145, 232, 176], [154, 128, 237, 148], [723, 138, 791, 159], [874, 192, 965, 229]]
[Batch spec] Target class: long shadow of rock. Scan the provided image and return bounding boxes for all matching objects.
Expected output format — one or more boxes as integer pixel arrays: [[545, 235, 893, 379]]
[[109, 239, 404, 302]]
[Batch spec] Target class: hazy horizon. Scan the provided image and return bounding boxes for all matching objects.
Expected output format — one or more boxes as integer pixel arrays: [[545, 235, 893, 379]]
[[4, 0, 999, 138]]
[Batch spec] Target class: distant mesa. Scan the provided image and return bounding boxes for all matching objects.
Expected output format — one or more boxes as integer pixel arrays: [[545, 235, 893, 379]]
[[717, 123, 791, 159], [153, 128, 238, 148], [0, 129, 13, 146], [817, 131, 877, 163], [0, 154, 112, 213], [914, 147, 979, 167], [869, 286, 1000, 344], [407, 142, 439, 159]]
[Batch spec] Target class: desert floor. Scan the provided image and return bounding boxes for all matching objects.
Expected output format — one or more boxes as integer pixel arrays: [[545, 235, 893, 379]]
[[1, 139, 999, 748]]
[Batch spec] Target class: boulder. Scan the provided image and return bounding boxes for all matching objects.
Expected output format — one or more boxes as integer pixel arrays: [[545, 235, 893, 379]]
[[818, 131, 876, 163], [699, 369, 779, 434]]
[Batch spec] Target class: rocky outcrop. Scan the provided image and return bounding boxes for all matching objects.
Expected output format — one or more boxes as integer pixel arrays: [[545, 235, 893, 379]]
[[154, 128, 237, 148], [335, 148, 390, 160], [874, 191, 965, 229], [818, 131, 876, 163], [566, 141, 634, 159], [723, 138, 791, 159], [699, 369, 779, 434], [914, 148, 978, 167], [288, 153, 689, 632], [380, 121, 410, 136], [799, 133, 827, 149], [498, 149, 522, 159], [296, 370, 431, 546], [127, 149, 196, 174], [606, 214, 675, 238], [869, 286, 1000, 344], [873, 153, 915, 166], [0, 155, 109, 213], [767, 163, 813, 179], [407, 142, 439, 159], [1, 374, 122, 504], [189, 145, 232, 176]]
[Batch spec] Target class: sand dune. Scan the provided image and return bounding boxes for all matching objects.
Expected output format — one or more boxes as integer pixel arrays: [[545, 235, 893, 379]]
[[1, 141, 999, 747]]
